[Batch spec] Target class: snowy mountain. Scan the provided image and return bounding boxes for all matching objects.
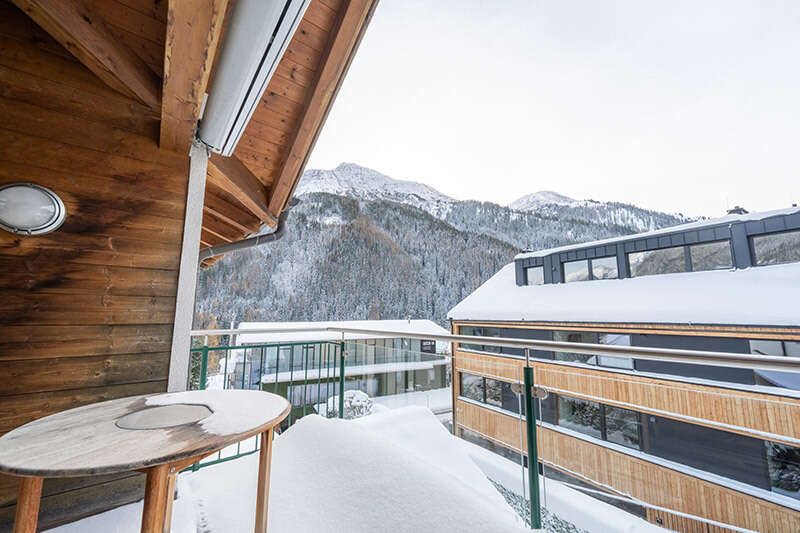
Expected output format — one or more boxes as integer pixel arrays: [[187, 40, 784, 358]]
[[195, 164, 688, 327], [509, 191, 577, 210], [297, 163, 455, 218]]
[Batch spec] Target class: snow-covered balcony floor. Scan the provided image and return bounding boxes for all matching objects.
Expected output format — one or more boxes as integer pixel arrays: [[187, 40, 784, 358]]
[[46, 408, 663, 533]]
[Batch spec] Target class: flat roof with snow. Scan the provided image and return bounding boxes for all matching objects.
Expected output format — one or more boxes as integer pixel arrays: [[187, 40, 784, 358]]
[[447, 262, 800, 327], [236, 320, 450, 345]]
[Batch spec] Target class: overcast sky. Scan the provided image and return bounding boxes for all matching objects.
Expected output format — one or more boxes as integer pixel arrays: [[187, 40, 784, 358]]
[[306, 0, 800, 217]]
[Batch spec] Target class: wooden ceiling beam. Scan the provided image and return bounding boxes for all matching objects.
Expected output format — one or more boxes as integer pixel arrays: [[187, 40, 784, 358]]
[[207, 155, 277, 228], [268, 0, 376, 216], [160, 0, 229, 153], [12, 0, 161, 110]]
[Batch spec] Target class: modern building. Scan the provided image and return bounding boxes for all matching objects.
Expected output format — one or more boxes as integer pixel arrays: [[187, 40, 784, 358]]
[[220, 320, 450, 420], [448, 207, 800, 532]]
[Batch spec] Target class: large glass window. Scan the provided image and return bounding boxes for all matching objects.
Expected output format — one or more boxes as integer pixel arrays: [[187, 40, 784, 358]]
[[460, 373, 484, 403], [460, 374, 523, 415], [500, 381, 523, 414], [592, 256, 618, 280], [786, 342, 800, 357], [751, 339, 800, 358], [753, 230, 800, 266], [750, 339, 784, 356], [558, 396, 602, 438], [553, 331, 596, 364], [596, 333, 633, 369], [689, 240, 733, 271], [525, 266, 544, 286], [484, 378, 503, 408], [552, 331, 633, 368], [604, 406, 641, 449], [458, 325, 551, 358], [766, 442, 800, 499], [563, 260, 590, 283], [628, 246, 686, 277]]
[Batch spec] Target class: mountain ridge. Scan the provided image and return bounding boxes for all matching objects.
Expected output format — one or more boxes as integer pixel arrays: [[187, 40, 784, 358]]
[[195, 164, 689, 327]]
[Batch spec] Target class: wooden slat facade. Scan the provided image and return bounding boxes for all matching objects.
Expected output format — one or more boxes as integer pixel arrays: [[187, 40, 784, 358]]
[[454, 349, 800, 445], [455, 401, 800, 532], [452, 319, 800, 532]]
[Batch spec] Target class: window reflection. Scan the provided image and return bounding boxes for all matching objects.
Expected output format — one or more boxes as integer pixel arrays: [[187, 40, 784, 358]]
[[604, 406, 641, 449], [592, 256, 618, 279], [460, 373, 484, 403], [628, 246, 686, 277], [752, 230, 800, 266], [766, 442, 800, 499], [689, 241, 732, 271], [563, 260, 590, 282], [558, 396, 602, 438], [526, 266, 545, 285]]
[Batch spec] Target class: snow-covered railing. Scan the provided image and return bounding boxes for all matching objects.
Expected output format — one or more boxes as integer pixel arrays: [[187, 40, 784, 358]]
[[191, 325, 800, 372]]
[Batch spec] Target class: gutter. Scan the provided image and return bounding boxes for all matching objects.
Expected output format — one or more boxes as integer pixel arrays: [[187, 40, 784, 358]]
[[199, 198, 299, 262]]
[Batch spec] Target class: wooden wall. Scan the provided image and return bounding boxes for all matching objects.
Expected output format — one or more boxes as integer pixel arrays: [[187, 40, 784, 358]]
[[455, 400, 800, 532], [0, 3, 188, 529]]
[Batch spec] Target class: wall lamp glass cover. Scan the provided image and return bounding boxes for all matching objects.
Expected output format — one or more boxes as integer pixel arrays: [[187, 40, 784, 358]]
[[0, 183, 66, 235]]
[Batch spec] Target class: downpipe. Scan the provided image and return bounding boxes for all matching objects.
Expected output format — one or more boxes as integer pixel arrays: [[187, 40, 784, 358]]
[[198, 198, 300, 262]]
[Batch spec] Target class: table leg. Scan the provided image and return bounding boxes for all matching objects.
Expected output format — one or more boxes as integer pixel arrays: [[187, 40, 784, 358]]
[[141, 463, 176, 533], [254, 428, 275, 533], [13, 477, 43, 533]]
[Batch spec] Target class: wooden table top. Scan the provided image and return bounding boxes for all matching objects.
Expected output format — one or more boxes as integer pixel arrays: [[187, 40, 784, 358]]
[[0, 390, 290, 477]]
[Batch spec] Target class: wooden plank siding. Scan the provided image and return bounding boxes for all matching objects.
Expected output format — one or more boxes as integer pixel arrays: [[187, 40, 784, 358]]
[[0, 3, 185, 529], [454, 348, 800, 446], [455, 400, 800, 532]]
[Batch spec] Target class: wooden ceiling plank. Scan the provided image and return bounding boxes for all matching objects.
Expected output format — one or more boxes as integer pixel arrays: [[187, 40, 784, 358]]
[[207, 155, 277, 227], [204, 194, 261, 235], [304, 0, 338, 32], [85, 0, 166, 46], [201, 214, 238, 242], [268, 0, 376, 216], [11, 0, 161, 110], [160, 0, 229, 153]]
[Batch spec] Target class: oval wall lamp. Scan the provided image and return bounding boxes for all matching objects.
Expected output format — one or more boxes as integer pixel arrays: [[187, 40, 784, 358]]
[[0, 183, 66, 236]]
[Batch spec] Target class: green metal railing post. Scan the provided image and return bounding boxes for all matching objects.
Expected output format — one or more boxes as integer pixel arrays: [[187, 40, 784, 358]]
[[338, 341, 346, 418], [199, 345, 209, 390], [523, 366, 542, 530]]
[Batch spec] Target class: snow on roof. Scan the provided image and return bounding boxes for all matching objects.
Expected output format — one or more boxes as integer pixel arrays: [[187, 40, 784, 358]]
[[236, 319, 449, 344], [447, 262, 800, 326], [515, 206, 800, 260]]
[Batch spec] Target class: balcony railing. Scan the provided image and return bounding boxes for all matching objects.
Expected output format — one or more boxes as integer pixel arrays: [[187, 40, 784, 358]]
[[188, 325, 800, 532]]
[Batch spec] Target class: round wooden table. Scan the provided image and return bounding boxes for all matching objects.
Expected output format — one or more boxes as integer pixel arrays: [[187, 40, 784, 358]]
[[0, 389, 290, 533]]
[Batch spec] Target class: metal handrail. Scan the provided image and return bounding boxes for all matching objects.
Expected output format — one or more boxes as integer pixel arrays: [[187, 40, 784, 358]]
[[190, 325, 800, 372]]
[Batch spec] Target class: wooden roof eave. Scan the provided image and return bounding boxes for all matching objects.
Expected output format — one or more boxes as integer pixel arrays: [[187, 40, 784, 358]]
[[195, 0, 380, 264]]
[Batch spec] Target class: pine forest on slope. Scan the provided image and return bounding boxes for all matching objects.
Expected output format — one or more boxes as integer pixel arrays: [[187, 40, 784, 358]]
[[194, 164, 688, 328]]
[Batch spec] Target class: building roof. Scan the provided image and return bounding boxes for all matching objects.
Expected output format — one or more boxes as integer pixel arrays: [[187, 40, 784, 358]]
[[236, 319, 450, 344], [447, 262, 800, 327], [515, 206, 800, 260]]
